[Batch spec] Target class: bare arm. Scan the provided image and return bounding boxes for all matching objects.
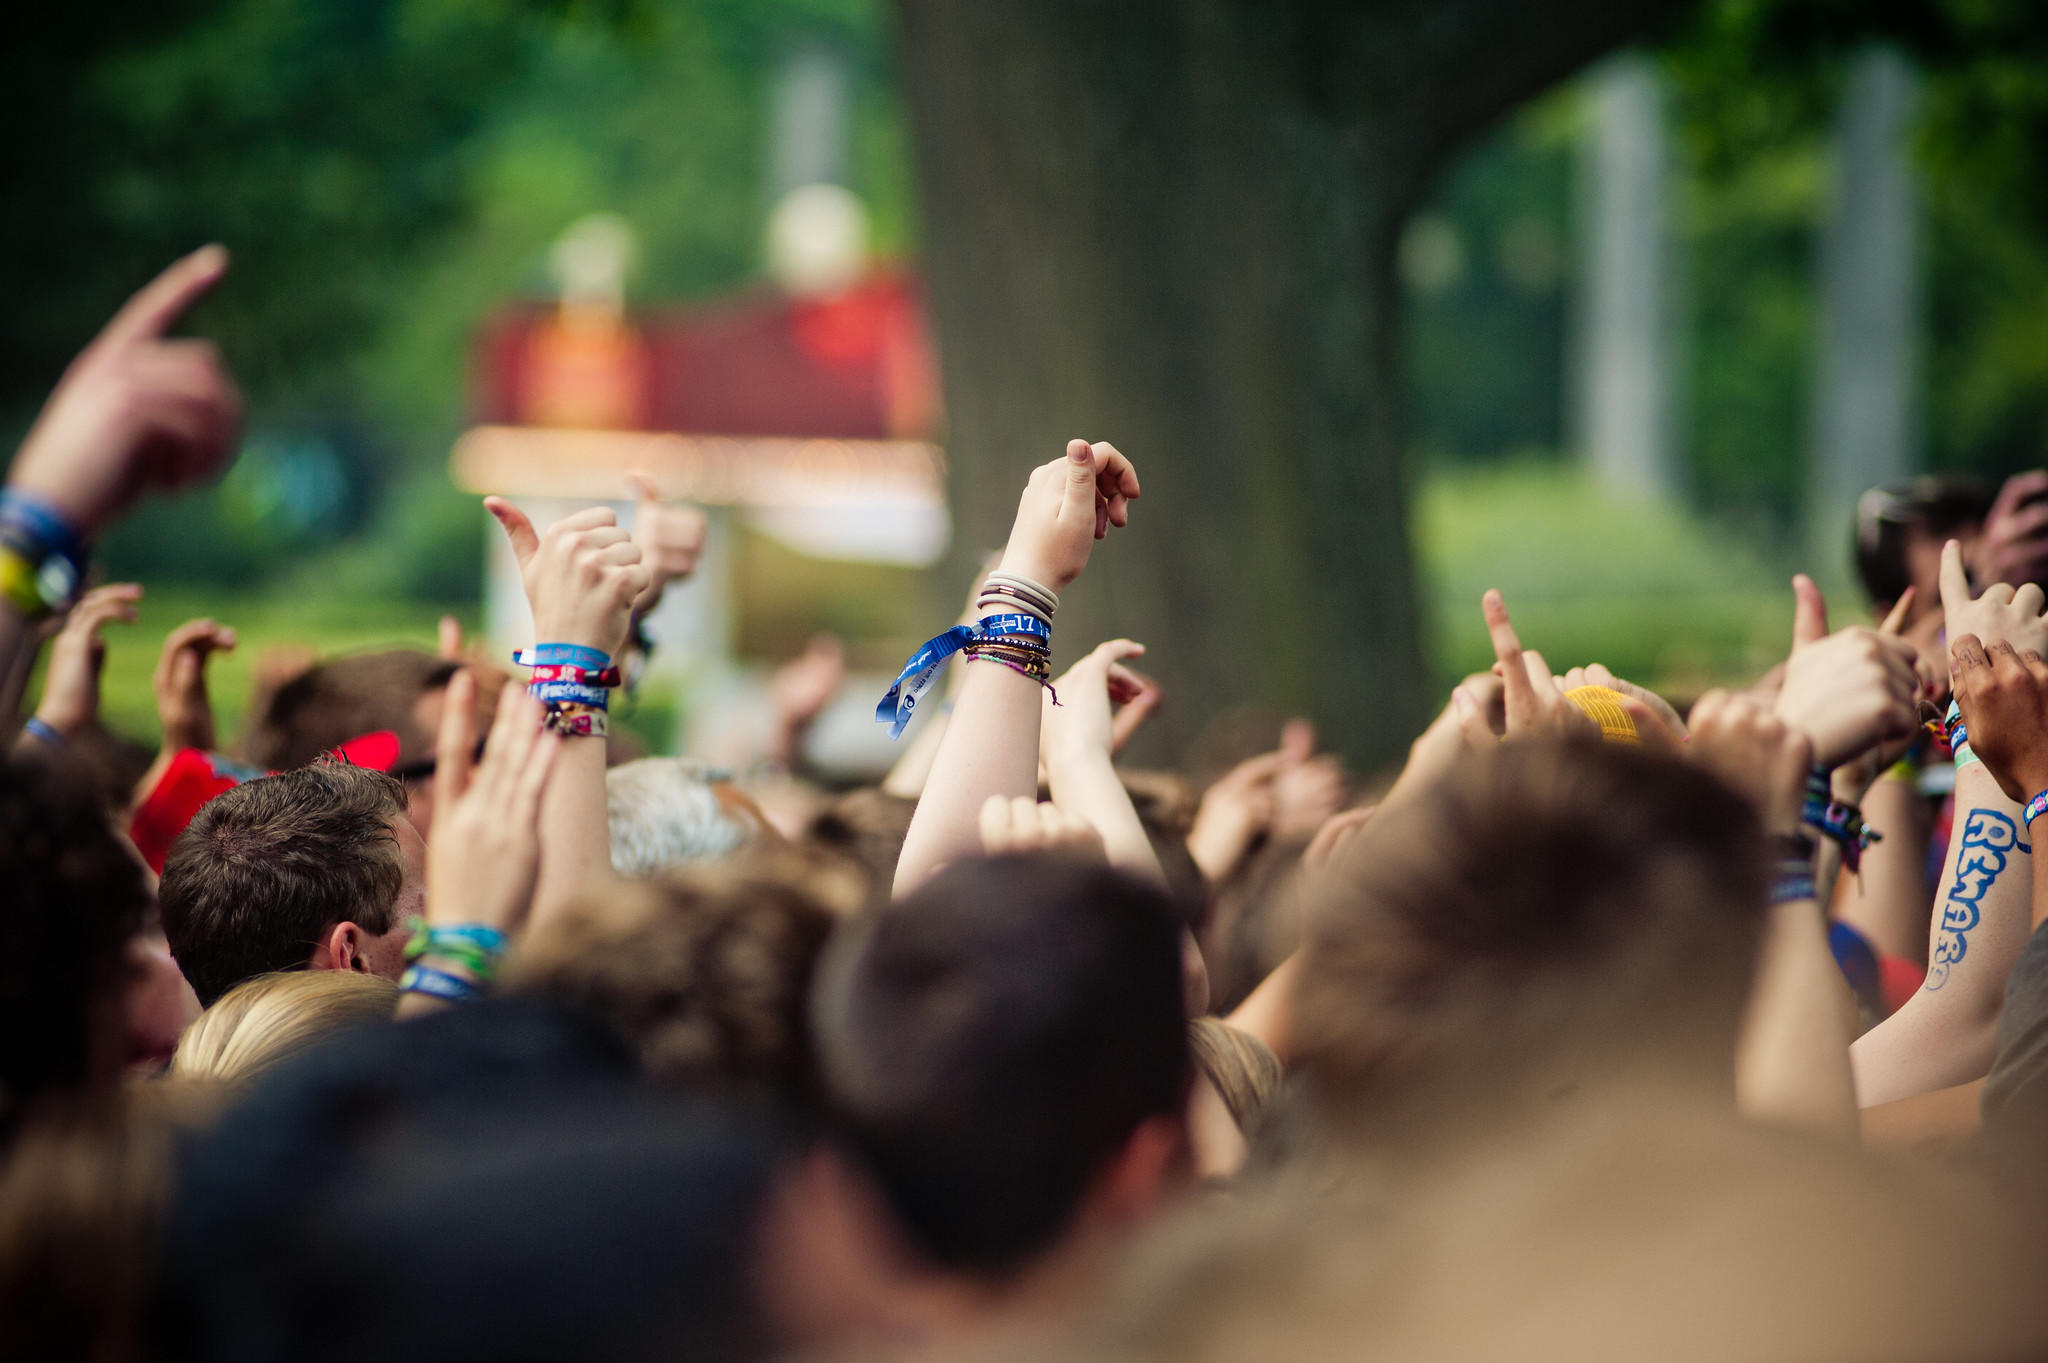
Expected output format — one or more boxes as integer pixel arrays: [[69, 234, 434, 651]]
[[1850, 763, 2030, 1106], [894, 440, 1141, 896]]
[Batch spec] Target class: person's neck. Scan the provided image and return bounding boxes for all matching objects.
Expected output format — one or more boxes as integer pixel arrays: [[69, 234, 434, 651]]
[[888, 1215, 1123, 1343]]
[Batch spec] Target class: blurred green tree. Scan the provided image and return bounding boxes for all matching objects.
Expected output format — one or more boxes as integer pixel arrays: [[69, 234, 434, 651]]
[[894, 0, 1695, 766]]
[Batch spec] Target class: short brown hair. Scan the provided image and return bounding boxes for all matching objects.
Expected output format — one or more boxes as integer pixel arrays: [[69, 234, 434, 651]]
[[241, 649, 460, 772], [503, 852, 848, 1104], [1294, 740, 1767, 1129], [160, 762, 408, 1007]]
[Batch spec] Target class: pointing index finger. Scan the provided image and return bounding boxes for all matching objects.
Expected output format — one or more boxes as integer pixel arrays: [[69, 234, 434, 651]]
[[1483, 590, 1536, 714], [1939, 538, 1972, 616], [1879, 585, 1914, 636], [97, 245, 229, 353]]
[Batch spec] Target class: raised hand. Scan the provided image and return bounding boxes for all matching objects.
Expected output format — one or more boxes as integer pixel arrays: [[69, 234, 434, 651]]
[[152, 617, 236, 754], [1043, 638, 1148, 764], [32, 583, 142, 737], [7, 248, 243, 539], [1941, 537, 2048, 659], [1949, 634, 2048, 807], [484, 499, 651, 658], [1271, 720, 1349, 843], [1686, 690, 1814, 836], [626, 472, 709, 610], [1772, 574, 1919, 769], [978, 795, 1106, 863], [1185, 749, 1283, 882], [1559, 662, 1689, 740], [998, 439, 1140, 591], [1108, 663, 1164, 756], [1968, 471, 2048, 596], [423, 671, 562, 936], [1483, 590, 1597, 739]]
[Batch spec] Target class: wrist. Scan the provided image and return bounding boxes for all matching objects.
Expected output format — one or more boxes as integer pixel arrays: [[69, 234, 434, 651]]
[[995, 551, 1067, 594]]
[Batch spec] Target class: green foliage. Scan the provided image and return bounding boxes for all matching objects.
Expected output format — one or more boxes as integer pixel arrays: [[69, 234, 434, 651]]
[[1417, 460, 1794, 697]]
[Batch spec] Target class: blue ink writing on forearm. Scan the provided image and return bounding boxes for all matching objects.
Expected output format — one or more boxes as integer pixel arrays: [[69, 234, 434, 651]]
[[1926, 809, 2027, 990]]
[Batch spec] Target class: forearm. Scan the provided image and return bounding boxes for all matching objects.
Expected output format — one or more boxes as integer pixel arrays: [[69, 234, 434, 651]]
[[1849, 766, 2032, 1106], [1834, 772, 1934, 963], [1227, 953, 1299, 1067], [1735, 898, 1860, 1138], [531, 736, 613, 927], [880, 705, 950, 799], [893, 661, 1043, 897], [1046, 746, 1164, 886], [0, 608, 36, 736], [1859, 1076, 1985, 1155]]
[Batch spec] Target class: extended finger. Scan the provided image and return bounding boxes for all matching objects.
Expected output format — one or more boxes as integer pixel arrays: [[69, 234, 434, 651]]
[[1791, 574, 1829, 648], [438, 615, 464, 660], [97, 245, 230, 352], [436, 670, 481, 806], [626, 471, 662, 505], [1879, 586, 1915, 636], [1940, 539, 1972, 614], [484, 498, 540, 567], [1483, 590, 1536, 715]]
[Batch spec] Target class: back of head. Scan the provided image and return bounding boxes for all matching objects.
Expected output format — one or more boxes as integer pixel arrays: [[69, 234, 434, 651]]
[[1294, 740, 1767, 1134], [810, 855, 1189, 1277], [504, 853, 848, 1104], [0, 756, 152, 1126], [242, 649, 459, 772], [170, 971, 398, 1086], [155, 999, 784, 1363], [606, 758, 760, 878], [159, 761, 407, 1007], [802, 787, 916, 903]]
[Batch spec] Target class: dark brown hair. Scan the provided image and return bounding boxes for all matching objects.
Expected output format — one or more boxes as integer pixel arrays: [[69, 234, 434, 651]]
[[1294, 740, 1768, 1129], [503, 852, 850, 1105], [0, 757, 151, 1126], [241, 649, 460, 772], [159, 761, 407, 1007]]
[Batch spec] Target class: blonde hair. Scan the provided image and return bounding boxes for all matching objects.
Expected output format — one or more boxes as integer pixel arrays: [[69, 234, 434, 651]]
[[1188, 1018, 1284, 1135], [169, 970, 397, 1085]]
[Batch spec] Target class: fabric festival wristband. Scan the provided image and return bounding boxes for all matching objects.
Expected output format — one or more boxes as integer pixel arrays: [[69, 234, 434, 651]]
[[22, 716, 62, 747], [1952, 740, 1981, 771], [515, 643, 612, 670], [2026, 790, 2048, 827], [0, 489, 88, 566], [974, 611, 1052, 641], [528, 680, 613, 708], [399, 963, 481, 1004], [409, 921, 509, 953], [876, 624, 977, 739], [1769, 862, 1817, 904], [525, 663, 622, 687]]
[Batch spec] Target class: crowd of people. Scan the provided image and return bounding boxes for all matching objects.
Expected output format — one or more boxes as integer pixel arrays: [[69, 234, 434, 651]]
[[4, 250, 2048, 1362]]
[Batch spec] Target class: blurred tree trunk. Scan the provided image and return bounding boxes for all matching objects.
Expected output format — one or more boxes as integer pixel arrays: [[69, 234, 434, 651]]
[[895, 0, 1689, 768]]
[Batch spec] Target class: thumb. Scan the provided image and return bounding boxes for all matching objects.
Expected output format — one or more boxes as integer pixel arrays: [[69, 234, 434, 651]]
[[1791, 574, 1829, 648], [1280, 718, 1317, 762], [1062, 438, 1099, 512], [484, 497, 540, 568], [626, 471, 660, 506], [438, 615, 464, 660]]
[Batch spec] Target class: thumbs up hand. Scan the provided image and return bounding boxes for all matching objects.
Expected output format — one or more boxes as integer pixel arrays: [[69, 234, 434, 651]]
[[1772, 573, 1919, 770], [483, 499, 649, 658]]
